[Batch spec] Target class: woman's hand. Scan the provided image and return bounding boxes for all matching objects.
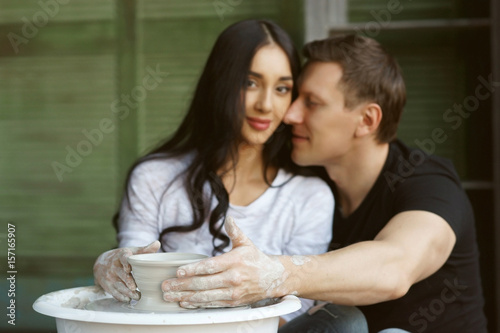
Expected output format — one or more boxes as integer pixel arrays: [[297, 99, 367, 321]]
[[93, 241, 161, 302], [161, 217, 289, 308]]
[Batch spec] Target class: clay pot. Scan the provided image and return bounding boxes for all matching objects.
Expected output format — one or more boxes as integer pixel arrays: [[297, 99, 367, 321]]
[[127, 252, 207, 311]]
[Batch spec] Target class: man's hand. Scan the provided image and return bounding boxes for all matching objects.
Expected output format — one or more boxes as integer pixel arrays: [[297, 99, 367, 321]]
[[93, 241, 161, 302], [161, 216, 288, 308]]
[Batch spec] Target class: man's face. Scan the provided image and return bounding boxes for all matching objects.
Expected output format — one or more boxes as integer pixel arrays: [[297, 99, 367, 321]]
[[283, 62, 362, 167]]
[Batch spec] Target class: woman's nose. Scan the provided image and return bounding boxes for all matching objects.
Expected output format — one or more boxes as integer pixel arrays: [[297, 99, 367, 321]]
[[256, 89, 273, 113]]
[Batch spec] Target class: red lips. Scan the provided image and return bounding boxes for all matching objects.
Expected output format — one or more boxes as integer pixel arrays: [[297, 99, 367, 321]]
[[247, 117, 271, 131]]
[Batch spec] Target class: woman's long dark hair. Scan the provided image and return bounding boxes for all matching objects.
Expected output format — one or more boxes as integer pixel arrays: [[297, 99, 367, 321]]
[[113, 19, 303, 255]]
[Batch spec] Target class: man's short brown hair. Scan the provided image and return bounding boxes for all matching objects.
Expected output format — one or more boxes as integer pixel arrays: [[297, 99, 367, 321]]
[[303, 34, 406, 143]]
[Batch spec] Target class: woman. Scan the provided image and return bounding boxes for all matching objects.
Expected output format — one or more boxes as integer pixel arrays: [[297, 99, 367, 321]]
[[93, 19, 334, 322]]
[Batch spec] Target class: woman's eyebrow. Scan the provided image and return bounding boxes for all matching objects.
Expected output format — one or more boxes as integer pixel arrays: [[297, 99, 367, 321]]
[[248, 71, 292, 81], [248, 71, 262, 78]]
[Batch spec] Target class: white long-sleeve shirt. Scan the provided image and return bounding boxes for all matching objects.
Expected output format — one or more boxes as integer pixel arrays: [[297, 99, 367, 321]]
[[118, 154, 334, 320]]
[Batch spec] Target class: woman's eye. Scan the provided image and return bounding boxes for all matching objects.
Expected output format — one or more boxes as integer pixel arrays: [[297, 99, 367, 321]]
[[246, 79, 257, 88], [277, 86, 291, 94]]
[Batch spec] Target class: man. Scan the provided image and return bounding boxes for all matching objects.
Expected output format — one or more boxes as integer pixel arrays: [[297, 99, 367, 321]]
[[161, 35, 487, 332]]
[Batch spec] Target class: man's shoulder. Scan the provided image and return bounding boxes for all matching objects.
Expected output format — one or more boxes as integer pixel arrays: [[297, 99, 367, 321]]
[[382, 139, 462, 192]]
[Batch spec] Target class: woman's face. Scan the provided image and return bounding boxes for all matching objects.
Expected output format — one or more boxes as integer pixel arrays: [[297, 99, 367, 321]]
[[241, 44, 293, 146]]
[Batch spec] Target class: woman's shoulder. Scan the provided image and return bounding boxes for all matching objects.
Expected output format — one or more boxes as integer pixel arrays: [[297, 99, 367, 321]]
[[131, 152, 194, 182], [273, 170, 334, 217], [276, 169, 333, 197]]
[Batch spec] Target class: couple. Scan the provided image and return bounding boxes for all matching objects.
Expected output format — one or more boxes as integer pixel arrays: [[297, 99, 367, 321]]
[[94, 19, 487, 332]]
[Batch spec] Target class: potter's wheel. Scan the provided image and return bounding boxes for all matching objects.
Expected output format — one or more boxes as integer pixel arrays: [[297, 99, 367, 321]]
[[84, 297, 251, 313], [33, 286, 301, 333]]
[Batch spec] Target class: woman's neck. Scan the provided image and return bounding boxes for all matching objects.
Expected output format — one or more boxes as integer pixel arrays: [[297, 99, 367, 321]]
[[219, 144, 278, 206]]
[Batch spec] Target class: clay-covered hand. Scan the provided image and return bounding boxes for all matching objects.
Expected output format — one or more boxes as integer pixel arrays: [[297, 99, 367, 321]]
[[93, 241, 161, 302], [161, 216, 289, 308]]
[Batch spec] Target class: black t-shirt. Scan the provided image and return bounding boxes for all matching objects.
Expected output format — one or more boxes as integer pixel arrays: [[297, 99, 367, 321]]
[[329, 140, 487, 333]]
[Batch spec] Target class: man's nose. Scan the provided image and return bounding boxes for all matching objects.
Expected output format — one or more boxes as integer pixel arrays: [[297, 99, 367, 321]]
[[284, 99, 303, 124]]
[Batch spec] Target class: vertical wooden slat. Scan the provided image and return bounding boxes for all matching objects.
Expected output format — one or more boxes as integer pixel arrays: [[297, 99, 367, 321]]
[[491, 0, 500, 331], [278, 0, 305, 47], [116, 0, 138, 193]]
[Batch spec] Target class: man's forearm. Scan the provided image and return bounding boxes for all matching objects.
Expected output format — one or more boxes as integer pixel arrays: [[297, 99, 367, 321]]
[[277, 241, 411, 306]]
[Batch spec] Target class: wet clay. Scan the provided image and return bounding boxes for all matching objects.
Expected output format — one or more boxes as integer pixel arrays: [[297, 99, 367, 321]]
[[127, 252, 207, 311]]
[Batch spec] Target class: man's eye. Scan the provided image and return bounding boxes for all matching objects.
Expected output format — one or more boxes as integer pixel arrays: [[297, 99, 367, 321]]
[[305, 99, 318, 107]]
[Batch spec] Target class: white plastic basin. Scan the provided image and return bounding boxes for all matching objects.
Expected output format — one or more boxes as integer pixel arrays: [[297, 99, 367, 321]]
[[33, 286, 301, 333]]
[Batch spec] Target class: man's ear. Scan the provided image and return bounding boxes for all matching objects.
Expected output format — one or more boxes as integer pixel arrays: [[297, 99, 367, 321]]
[[355, 103, 383, 138]]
